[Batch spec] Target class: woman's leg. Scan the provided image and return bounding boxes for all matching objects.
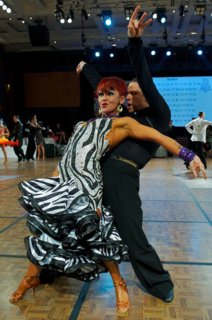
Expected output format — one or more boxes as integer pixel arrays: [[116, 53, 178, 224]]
[[1, 145, 8, 164], [41, 144, 45, 160], [10, 262, 41, 303], [103, 261, 130, 314], [36, 145, 40, 160]]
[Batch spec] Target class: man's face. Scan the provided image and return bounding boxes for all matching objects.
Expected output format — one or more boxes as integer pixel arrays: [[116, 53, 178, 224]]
[[127, 81, 149, 112]]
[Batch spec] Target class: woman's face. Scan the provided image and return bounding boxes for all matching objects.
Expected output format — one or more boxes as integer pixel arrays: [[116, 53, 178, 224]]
[[97, 88, 125, 116]]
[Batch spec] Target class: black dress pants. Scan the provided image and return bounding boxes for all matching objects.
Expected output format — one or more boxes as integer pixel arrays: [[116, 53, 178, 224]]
[[102, 158, 174, 300], [13, 137, 25, 160], [26, 136, 36, 160]]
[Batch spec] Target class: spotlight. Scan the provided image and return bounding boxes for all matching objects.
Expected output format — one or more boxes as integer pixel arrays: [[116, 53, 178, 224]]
[[101, 10, 112, 27], [109, 52, 114, 58], [197, 48, 203, 55], [55, 6, 65, 23], [160, 16, 166, 24], [0, 1, 3, 6], [95, 51, 101, 58], [67, 8, 74, 23], [156, 8, 167, 24], [150, 50, 156, 56], [166, 49, 172, 56], [152, 11, 157, 19], [105, 17, 112, 26]]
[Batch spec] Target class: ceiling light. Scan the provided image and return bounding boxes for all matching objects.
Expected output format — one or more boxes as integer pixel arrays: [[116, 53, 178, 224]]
[[66, 7, 74, 23], [0, 1, 4, 6], [152, 12, 157, 19], [156, 8, 167, 24], [166, 49, 172, 56], [197, 48, 203, 55], [95, 51, 101, 57], [150, 50, 156, 56], [101, 10, 112, 27], [195, 5, 206, 15]]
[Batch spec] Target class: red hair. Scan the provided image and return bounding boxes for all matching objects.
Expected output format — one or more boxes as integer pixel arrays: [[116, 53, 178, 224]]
[[96, 77, 127, 97]]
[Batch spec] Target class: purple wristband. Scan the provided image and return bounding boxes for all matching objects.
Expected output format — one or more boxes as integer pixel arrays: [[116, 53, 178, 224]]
[[179, 147, 195, 163]]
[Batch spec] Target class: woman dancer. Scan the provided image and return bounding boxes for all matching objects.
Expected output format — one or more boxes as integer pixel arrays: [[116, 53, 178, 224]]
[[10, 77, 206, 314], [0, 119, 19, 164], [35, 121, 46, 160]]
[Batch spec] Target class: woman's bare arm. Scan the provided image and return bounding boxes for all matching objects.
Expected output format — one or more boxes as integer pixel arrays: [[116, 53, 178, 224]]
[[109, 117, 206, 178]]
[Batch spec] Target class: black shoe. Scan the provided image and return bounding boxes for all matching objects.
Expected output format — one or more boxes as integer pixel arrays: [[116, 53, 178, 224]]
[[163, 289, 174, 303], [18, 157, 22, 162]]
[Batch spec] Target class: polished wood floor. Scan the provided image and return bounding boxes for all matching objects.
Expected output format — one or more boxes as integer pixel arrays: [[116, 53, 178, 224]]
[[0, 156, 212, 320]]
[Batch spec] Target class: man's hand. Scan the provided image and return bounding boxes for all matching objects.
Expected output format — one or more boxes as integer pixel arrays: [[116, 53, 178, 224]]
[[189, 155, 207, 179], [76, 61, 86, 74], [127, 5, 152, 38]]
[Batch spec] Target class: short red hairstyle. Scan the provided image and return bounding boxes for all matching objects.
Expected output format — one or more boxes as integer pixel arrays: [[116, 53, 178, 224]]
[[96, 77, 127, 97]]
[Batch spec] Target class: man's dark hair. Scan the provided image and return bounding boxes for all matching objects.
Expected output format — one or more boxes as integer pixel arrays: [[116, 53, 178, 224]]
[[130, 77, 138, 83], [198, 111, 204, 117]]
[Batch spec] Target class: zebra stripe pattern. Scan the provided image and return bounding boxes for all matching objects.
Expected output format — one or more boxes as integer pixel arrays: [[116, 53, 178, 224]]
[[19, 118, 129, 282]]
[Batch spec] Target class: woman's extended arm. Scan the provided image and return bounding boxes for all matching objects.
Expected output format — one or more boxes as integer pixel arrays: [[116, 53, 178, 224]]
[[110, 117, 207, 178]]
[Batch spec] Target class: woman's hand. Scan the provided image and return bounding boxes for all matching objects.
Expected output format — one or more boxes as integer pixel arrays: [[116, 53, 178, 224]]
[[189, 155, 207, 179], [127, 5, 152, 38], [76, 61, 86, 74]]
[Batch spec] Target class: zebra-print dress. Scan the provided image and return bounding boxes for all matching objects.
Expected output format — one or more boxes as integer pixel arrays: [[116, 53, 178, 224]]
[[19, 118, 128, 282]]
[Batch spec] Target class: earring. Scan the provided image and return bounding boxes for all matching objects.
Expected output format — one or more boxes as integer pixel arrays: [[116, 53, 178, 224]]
[[117, 105, 123, 113], [98, 107, 102, 115]]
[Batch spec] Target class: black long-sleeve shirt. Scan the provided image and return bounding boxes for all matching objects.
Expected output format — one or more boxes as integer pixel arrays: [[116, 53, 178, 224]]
[[82, 38, 171, 169], [11, 120, 23, 140]]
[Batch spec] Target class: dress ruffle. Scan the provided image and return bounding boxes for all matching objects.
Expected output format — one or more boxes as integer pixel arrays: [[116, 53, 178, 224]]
[[19, 177, 129, 282], [0, 137, 19, 147]]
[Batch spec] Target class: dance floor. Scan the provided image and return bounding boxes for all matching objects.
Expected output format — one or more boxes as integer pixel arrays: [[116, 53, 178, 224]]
[[0, 157, 211, 320]]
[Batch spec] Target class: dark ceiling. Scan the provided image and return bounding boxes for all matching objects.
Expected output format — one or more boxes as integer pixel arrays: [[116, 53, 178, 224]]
[[0, 0, 211, 52]]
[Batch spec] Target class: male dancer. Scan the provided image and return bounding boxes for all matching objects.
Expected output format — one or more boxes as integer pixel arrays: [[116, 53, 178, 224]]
[[76, 6, 174, 302]]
